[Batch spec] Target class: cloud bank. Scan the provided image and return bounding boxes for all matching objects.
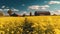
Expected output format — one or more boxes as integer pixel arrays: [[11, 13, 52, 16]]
[[28, 5, 49, 10], [49, 1, 60, 4]]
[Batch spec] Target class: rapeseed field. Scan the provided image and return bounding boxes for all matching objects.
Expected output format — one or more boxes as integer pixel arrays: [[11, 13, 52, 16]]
[[0, 16, 60, 34]]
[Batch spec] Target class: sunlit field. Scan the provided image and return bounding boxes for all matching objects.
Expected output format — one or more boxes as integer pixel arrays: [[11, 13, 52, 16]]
[[0, 16, 60, 34]]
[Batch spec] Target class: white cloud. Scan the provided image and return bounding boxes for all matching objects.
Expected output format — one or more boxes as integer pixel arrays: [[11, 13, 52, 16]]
[[0, 8, 19, 12], [50, 11, 55, 15], [0, 9, 3, 11], [23, 11, 27, 14], [54, 10, 60, 15], [0, 9, 10, 11], [1, 5, 9, 9], [12, 8, 19, 12], [4, 9, 9, 11], [51, 10, 60, 15], [2, 6, 5, 8], [28, 5, 49, 10], [49, 1, 60, 4], [20, 11, 29, 15]]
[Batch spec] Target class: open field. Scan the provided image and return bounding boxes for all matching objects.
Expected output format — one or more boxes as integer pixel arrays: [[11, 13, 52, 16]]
[[0, 16, 60, 34]]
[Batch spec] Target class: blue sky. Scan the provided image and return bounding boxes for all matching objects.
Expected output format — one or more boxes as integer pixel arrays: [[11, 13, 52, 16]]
[[0, 0, 60, 15]]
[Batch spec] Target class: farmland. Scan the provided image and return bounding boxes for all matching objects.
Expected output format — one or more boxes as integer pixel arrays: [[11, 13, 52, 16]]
[[0, 16, 60, 34]]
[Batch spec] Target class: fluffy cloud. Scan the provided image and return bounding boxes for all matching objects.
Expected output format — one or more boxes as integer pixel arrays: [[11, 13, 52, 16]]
[[28, 5, 40, 10], [0, 9, 9, 11], [4, 9, 9, 11], [2, 5, 9, 9], [12, 8, 19, 12], [2, 6, 5, 8], [21, 11, 29, 15], [0, 8, 19, 12], [0, 9, 3, 11], [28, 5, 49, 10], [51, 10, 60, 15], [1, 5, 19, 12], [54, 10, 60, 15], [49, 1, 60, 4]]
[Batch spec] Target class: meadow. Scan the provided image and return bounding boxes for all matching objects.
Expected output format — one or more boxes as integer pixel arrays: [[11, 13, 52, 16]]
[[0, 16, 60, 34]]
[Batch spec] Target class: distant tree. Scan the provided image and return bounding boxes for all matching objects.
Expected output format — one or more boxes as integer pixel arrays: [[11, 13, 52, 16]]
[[0, 11, 4, 16], [53, 14, 57, 16], [34, 11, 38, 16], [30, 12, 32, 16], [23, 13, 26, 17]]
